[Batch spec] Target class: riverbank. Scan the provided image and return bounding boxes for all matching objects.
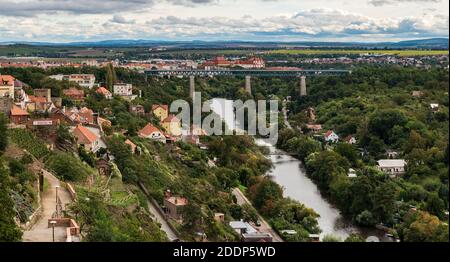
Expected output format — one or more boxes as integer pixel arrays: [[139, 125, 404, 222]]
[[256, 139, 391, 241]]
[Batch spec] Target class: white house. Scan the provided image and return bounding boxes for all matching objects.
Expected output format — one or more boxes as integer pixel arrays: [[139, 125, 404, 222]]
[[71, 124, 106, 153], [50, 74, 96, 89], [113, 83, 133, 96], [113, 83, 136, 101], [324, 130, 339, 143], [377, 159, 407, 176], [344, 135, 357, 145], [138, 123, 166, 143], [348, 168, 357, 178]]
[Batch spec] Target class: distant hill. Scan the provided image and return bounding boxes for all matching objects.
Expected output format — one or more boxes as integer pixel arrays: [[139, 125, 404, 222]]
[[1, 38, 448, 49]]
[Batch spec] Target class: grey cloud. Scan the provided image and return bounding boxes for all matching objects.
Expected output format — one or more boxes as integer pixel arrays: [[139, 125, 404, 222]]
[[0, 0, 218, 16], [110, 15, 136, 24], [369, 0, 441, 7]]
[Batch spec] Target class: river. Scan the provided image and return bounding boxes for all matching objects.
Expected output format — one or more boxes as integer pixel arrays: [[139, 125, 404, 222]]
[[210, 98, 390, 242]]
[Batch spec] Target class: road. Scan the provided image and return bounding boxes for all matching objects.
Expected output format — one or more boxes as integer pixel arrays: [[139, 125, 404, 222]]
[[22, 170, 72, 242], [232, 188, 284, 242], [282, 102, 293, 130], [147, 200, 178, 242]]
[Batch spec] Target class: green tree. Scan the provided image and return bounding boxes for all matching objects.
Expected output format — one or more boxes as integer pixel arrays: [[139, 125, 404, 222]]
[[0, 165, 23, 241], [399, 211, 449, 242], [106, 63, 117, 89], [345, 233, 365, 242], [371, 182, 397, 223]]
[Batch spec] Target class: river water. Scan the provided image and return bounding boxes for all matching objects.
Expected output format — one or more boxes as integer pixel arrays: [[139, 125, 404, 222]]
[[210, 98, 390, 241]]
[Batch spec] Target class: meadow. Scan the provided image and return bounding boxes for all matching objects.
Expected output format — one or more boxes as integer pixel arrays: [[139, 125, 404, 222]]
[[268, 49, 449, 56]]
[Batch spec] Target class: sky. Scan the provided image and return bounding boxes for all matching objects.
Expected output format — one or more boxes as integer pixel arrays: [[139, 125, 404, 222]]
[[0, 0, 448, 43]]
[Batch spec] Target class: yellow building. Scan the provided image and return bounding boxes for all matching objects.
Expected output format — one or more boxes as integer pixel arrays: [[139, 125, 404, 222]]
[[152, 104, 169, 122], [0, 75, 15, 99], [162, 115, 182, 137]]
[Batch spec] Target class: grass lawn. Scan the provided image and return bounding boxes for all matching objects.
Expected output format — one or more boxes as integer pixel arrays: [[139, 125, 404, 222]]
[[267, 49, 449, 56]]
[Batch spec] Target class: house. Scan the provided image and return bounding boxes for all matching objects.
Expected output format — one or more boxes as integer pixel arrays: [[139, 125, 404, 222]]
[[164, 194, 188, 221], [10, 105, 29, 125], [33, 89, 52, 103], [129, 104, 145, 116], [68, 74, 96, 89], [234, 57, 266, 69], [430, 103, 439, 110], [96, 87, 112, 99], [348, 168, 357, 178], [113, 83, 133, 97], [125, 139, 137, 154], [26, 119, 59, 136], [0, 75, 15, 99], [152, 104, 169, 121], [63, 88, 85, 102], [71, 124, 102, 153], [26, 95, 54, 112], [138, 123, 166, 143], [306, 124, 322, 133], [344, 135, 357, 145], [76, 107, 95, 125], [229, 221, 257, 235], [324, 130, 339, 143], [162, 114, 182, 137], [50, 74, 96, 89], [229, 220, 273, 242], [377, 159, 407, 176], [242, 233, 273, 243], [214, 213, 225, 223]]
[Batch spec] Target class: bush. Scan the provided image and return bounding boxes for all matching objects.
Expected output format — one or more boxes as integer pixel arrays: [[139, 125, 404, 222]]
[[47, 153, 93, 181]]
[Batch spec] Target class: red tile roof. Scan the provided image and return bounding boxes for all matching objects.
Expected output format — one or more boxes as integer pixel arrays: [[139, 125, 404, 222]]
[[96, 87, 111, 96], [163, 114, 180, 123], [0, 75, 15, 86], [125, 139, 137, 152], [10, 105, 29, 116], [72, 124, 98, 144], [139, 123, 162, 137], [325, 130, 335, 137], [152, 104, 169, 112], [166, 196, 188, 206], [28, 95, 48, 103]]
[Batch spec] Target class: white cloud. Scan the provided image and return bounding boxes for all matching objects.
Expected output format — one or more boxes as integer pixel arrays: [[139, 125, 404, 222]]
[[0, 0, 447, 42]]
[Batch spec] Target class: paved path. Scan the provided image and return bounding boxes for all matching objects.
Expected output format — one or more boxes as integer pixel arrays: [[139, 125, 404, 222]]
[[146, 200, 178, 241], [232, 188, 284, 242], [22, 170, 72, 242], [282, 103, 293, 130]]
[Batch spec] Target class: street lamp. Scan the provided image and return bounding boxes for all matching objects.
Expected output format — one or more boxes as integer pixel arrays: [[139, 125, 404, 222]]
[[55, 186, 60, 217], [50, 220, 57, 242]]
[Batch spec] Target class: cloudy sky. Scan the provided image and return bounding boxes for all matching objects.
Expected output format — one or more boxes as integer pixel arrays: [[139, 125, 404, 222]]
[[0, 0, 448, 42]]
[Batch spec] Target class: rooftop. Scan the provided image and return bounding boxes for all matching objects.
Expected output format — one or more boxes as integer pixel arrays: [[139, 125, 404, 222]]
[[166, 196, 188, 206], [72, 124, 98, 144], [139, 123, 162, 137], [10, 105, 29, 116], [377, 159, 406, 168]]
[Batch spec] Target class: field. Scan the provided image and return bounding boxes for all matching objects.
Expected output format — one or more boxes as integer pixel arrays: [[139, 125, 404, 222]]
[[267, 49, 449, 56]]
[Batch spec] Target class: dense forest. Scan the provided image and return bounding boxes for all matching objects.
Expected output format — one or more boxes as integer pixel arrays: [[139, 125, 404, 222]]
[[275, 66, 449, 242]]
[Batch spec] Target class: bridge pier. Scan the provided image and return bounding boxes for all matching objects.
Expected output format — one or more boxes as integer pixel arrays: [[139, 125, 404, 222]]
[[245, 76, 252, 94], [300, 76, 307, 96], [189, 75, 195, 99]]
